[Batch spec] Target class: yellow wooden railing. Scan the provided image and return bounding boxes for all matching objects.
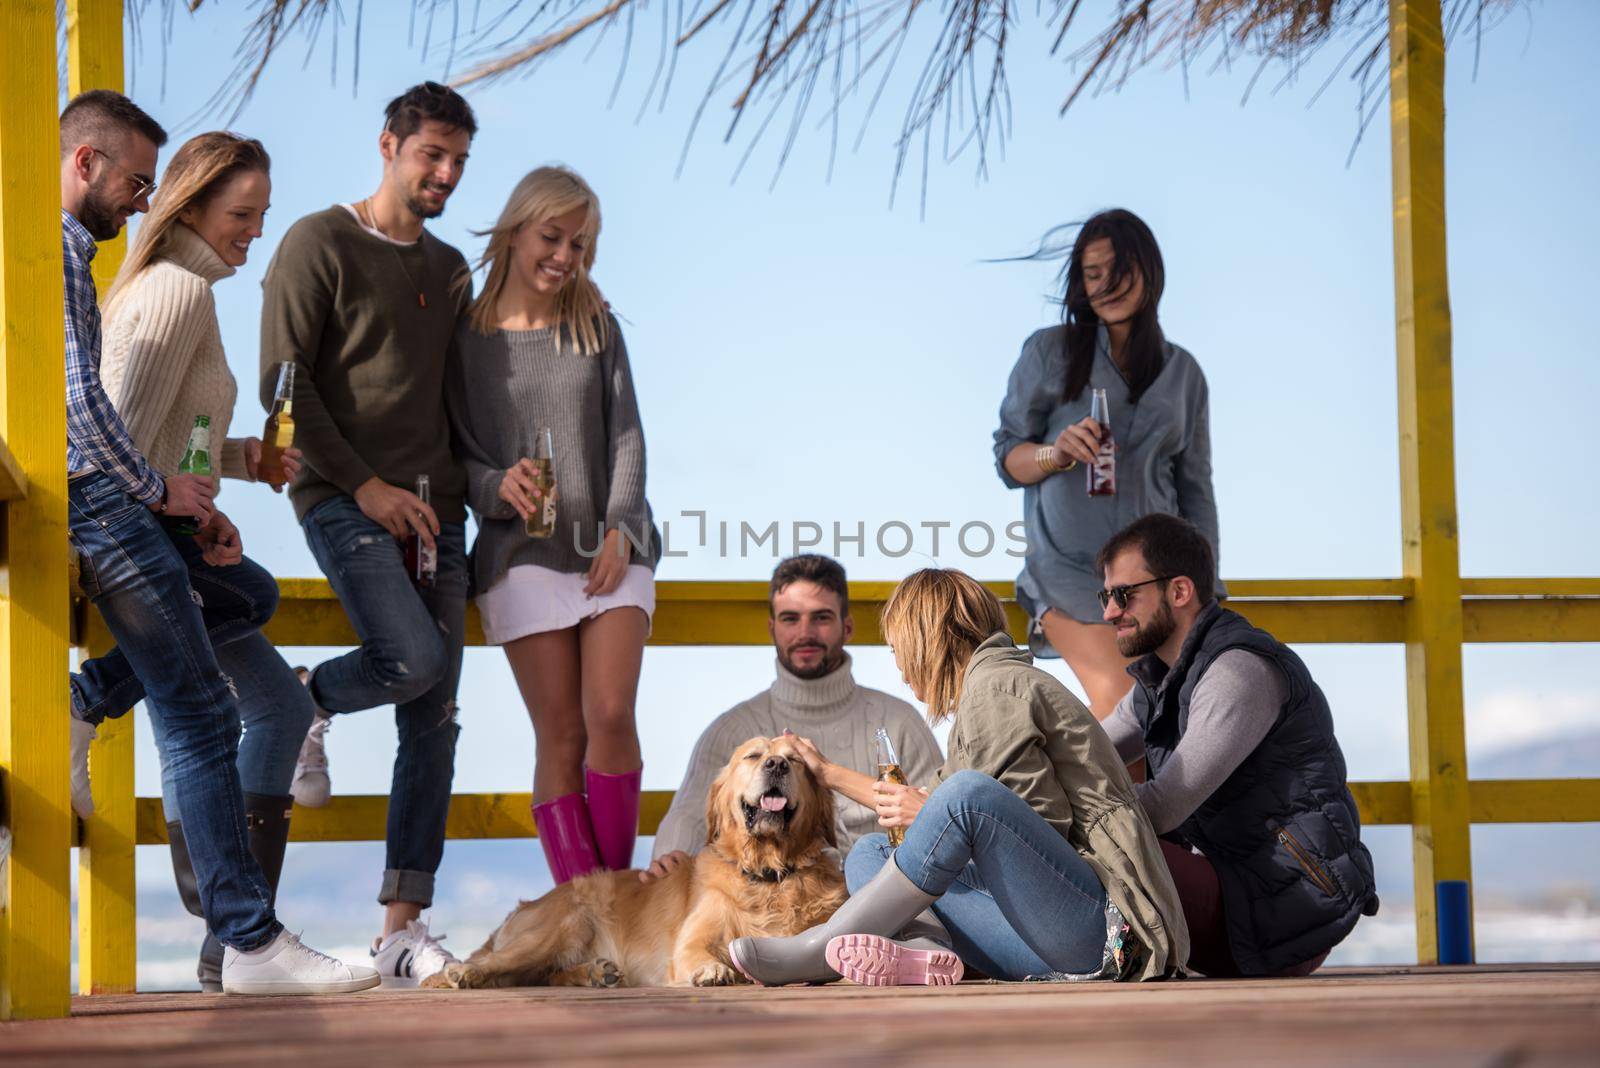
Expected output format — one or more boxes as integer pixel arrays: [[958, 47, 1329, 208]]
[[2, 0, 1596, 1020]]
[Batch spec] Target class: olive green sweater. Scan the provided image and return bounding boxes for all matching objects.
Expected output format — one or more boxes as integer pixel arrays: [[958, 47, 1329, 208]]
[[258, 206, 470, 522], [939, 633, 1191, 980]]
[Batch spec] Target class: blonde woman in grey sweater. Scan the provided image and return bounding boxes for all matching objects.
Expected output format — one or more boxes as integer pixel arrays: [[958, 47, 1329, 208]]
[[447, 166, 658, 884]]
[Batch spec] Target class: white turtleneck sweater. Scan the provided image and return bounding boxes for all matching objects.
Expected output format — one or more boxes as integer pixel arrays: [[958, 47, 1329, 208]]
[[652, 653, 944, 858], [100, 224, 249, 481]]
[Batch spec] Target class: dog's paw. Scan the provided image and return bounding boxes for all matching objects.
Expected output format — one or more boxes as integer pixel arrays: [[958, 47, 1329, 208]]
[[548, 959, 627, 988], [423, 962, 484, 990], [690, 961, 741, 987], [594, 959, 624, 988]]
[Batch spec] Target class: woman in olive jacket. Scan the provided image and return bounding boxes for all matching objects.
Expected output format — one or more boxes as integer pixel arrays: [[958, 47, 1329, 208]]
[[728, 568, 1187, 986]]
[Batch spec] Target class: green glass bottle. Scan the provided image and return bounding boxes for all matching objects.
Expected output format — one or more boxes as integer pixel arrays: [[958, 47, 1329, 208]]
[[171, 415, 212, 535]]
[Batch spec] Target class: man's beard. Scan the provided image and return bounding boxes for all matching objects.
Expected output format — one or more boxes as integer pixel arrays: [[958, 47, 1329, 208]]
[[1115, 600, 1176, 659], [403, 185, 450, 221], [778, 642, 845, 680], [78, 181, 125, 241]]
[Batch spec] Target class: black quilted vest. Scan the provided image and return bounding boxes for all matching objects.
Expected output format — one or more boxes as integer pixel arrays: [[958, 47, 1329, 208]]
[[1128, 603, 1380, 974]]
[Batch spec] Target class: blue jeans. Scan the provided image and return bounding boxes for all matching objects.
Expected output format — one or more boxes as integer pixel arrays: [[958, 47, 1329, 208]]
[[72, 531, 279, 726], [70, 535, 311, 824], [301, 494, 466, 908], [844, 770, 1110, 979], [66, 472, 278, 950]]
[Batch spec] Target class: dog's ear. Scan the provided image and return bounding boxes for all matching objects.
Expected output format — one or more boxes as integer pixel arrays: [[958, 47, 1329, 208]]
[[816, 777, 839, 849], [704, 770, 730, 846], [797, 761, 839, 850]]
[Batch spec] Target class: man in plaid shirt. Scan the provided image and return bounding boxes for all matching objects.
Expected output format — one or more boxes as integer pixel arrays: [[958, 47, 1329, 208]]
[[60, 89, 377, 995]]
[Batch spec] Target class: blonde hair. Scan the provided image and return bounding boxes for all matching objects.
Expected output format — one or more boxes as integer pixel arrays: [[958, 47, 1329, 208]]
[[104, 132, 270, 311], [465, 165, 609, 353], [880, 569, 1010, 725]]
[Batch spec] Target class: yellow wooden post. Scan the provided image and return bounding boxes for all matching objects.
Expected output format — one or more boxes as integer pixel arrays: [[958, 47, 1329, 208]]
[[0, 0, 75, 1020], [64, 0, 138, 997], [1388, 0, 1473, 965]]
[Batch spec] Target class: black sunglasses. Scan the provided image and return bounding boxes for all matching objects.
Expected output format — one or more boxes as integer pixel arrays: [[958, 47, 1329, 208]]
[[1097, 576, 1171, 610]]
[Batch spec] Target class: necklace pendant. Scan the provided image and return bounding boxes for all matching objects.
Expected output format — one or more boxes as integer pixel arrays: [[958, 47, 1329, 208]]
[[419, 292, 427, 309]]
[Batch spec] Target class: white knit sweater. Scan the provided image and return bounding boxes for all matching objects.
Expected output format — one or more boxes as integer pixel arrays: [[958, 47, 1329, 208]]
[[101, 224, 249, 481], [652, 653, 945, 858]]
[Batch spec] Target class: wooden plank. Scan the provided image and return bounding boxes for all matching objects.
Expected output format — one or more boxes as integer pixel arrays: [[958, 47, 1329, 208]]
[[137, 791, 680, 844], [1390, 0, 1472, 965], [64, 0, 127, 298], [1462, 577, 1600, 597], [87, 588, 1600, 650], [1469, 779, 1600, 824], [1, 967, 1597, 1065], [0, 0, 74, 1020], [0, 435, 27, 502], [65, 0, 137, 999], [80, 577, 1591, 650], [1463, 597, 1600, 643], [121, 777, 1599, 845]]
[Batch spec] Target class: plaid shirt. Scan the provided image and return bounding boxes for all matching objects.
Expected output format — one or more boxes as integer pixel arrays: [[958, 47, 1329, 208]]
[[63, 209, 164, 506]]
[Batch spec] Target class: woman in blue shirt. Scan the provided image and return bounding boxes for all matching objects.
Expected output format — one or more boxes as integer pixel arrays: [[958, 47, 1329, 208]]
[[994, 209, 1222, 719]]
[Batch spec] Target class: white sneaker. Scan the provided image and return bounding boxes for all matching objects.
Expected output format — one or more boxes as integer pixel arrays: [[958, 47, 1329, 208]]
[[221, 929, 380, 995], [290, 714, 332, 808], [371, 919, 460, 987], [70, 719, 98, 818]]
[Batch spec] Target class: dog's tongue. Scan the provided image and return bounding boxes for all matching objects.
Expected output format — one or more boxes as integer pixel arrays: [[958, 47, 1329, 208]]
[[759, 795, 788, 812]]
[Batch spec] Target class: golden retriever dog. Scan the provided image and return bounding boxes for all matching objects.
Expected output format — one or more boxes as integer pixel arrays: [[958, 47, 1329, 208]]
[[422, 735, 847, 989]]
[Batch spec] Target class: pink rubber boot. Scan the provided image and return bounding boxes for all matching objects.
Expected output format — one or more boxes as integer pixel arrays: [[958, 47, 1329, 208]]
[[532, 792, 602, 884], [584, 766, 642, 872]]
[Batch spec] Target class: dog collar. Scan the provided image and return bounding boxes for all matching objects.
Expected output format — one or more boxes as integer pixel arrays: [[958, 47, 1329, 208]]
[[741, 865, 795, 883]]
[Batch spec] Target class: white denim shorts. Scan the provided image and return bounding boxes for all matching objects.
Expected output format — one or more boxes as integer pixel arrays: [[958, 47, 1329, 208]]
[[476, 563, 656, 645]]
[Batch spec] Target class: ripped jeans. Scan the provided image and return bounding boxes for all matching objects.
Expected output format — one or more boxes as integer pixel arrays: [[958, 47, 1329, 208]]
[[67, 472, 279, 950], [70, 516, 311, 824], [301, 494, 466, 907]]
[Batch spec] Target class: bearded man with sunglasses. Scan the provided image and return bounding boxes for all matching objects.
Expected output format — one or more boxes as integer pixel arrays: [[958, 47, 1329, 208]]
[[1095, 513, 1378, 977]]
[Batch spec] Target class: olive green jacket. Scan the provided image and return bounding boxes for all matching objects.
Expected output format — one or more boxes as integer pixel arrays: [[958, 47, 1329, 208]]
[[936, 633, 1190, 979]]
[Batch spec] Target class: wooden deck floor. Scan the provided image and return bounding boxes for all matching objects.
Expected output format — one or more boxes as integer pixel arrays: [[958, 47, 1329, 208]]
[[2, 965, 1597, 1066]]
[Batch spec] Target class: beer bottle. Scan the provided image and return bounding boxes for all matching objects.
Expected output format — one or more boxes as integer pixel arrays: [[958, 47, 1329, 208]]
[[874, 727, 909, 848], [525, 427, 557, 540], [1086, 387, 1117, 497], [171, 415, 212, 536], [258, 362, 296, 488], [404, 474, 438, 588]]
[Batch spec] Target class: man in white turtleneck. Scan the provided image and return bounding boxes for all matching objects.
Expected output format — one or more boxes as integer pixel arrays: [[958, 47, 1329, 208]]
[[647, 555, 943, 873]]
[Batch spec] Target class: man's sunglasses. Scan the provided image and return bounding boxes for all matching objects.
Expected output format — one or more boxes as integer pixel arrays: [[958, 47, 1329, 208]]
[[1097, 576, 1171, 610], [91, 147, 157, 200]]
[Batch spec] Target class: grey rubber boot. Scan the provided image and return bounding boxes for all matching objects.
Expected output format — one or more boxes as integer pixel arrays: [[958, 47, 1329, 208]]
[[187, 795, 295, 993], [167, 820, 204, 917], [727, 857, 939, 985]]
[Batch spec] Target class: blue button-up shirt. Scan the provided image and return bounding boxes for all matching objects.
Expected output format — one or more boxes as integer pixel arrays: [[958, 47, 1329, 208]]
[[63, 209, 164, 506]]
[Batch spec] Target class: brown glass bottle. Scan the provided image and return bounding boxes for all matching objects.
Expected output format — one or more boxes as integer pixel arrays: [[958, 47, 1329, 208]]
[[1086, 387, 1117, 496], [403, 474, 437, 588]]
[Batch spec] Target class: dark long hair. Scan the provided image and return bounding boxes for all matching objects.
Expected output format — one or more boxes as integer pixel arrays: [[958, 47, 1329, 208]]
[[1031, 209, 1167, 406]]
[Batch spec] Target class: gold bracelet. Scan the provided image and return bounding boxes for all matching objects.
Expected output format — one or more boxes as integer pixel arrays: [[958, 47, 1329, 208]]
[[1036, 445, 1077, 474]]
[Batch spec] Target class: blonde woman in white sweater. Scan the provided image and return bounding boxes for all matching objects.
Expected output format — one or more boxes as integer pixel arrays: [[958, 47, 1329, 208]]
[[77, 132, 313, 992]]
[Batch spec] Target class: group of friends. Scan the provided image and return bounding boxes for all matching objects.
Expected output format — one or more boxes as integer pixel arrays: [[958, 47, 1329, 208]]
[[57, 80, 1378, 996]]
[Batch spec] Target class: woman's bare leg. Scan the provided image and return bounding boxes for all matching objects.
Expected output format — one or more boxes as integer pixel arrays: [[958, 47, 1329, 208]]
[[1039, 609, 1134, 721], [576, 607, 648, 774], [502, 627, 586, 803]]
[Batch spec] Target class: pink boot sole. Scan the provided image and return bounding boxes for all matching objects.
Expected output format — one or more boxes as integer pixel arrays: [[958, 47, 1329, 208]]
[[824, 934, 963, 987]]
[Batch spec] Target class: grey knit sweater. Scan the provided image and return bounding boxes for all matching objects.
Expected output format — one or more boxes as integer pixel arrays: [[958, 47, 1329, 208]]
[[446, 315, 659, 594]]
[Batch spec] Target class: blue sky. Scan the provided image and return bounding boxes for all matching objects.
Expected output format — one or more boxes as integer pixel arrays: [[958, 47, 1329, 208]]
[[89, 1, 1597, 975]]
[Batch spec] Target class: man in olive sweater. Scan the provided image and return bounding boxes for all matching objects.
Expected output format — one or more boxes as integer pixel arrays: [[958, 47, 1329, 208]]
[[258, 82, 476, 986]]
